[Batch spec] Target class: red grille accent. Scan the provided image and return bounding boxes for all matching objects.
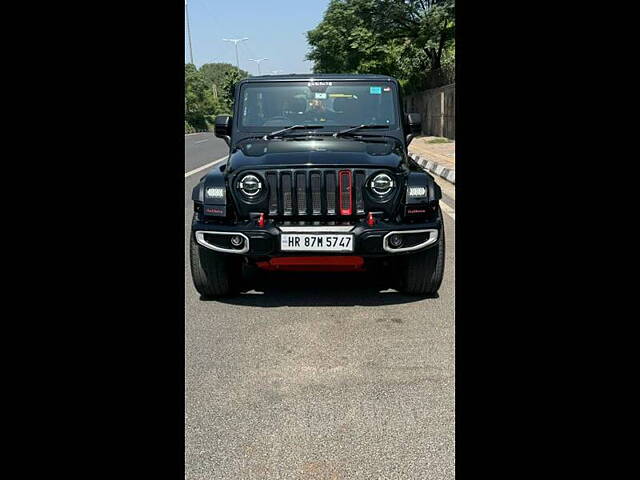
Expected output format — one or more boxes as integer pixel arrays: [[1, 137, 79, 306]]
[[338, 170, 352, 215]]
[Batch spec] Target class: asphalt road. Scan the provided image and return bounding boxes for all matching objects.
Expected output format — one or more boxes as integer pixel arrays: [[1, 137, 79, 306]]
[[185, 133, 455, 479]]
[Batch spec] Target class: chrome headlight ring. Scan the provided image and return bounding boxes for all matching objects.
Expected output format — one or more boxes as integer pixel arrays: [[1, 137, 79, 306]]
[[369, 173, 395, 196], [237, 174, 263, 198]]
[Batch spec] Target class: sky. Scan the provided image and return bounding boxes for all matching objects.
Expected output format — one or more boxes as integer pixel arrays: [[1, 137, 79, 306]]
[[185, 0, 332, 74]]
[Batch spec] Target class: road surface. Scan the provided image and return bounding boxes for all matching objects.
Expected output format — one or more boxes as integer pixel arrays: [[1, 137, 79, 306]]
[[184, 132, 455, 479]]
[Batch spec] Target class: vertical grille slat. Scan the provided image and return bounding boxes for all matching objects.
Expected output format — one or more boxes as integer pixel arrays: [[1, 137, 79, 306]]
[[282, 172, 293, 215], [266, 172, 278, 215], [339, 170, 352, 215], [296, 172, 306, 215], [311, 172, 321, 215], [355, 171, 365, 214], [325, 171, 336, 215]]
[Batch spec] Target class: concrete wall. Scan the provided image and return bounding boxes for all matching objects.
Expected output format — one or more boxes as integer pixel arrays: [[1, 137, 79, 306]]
[[404, 83, 455, 140]]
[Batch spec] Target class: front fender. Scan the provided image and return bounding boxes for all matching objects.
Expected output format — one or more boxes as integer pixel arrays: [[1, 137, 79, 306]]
[[192, 164, 228, 217]]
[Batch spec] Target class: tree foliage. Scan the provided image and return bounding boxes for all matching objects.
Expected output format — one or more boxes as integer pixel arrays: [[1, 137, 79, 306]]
[[306, 0, 454, 93], [184, 63, 249, 131], [200, 63, 249, 93]]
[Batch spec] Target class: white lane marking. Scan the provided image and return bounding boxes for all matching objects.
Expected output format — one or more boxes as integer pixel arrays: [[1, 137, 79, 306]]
[[184, 156, 227, 178], [193, 139, 209, 144], [440, 200, 455, 220]]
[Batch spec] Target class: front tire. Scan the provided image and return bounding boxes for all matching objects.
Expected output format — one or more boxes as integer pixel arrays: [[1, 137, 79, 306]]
[[397, 220, 445, 296], [189, 233, 240, 298]]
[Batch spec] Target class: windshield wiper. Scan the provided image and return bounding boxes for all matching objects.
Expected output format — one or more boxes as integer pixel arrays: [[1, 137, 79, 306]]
[[263, 124, 325, 140], [333, 124, 389, 137]]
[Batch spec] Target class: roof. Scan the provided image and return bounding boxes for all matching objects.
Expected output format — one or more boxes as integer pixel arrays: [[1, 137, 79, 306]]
[[241, 73, 398, 83]]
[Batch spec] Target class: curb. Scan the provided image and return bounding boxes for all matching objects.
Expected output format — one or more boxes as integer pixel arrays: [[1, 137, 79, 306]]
[[409, 153, 456, 184]]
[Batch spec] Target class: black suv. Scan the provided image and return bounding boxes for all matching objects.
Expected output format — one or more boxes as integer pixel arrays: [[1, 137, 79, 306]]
[[190, 74, 444, 297]]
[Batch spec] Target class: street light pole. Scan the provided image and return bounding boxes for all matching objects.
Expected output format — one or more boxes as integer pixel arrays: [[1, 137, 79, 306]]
[[185, 0, 194, 64], [222, 38, 248, 69], [248, 58, 268, 75]]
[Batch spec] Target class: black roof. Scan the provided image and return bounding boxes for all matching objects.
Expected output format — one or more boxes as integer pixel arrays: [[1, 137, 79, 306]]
[[241, 73, 397, 83]]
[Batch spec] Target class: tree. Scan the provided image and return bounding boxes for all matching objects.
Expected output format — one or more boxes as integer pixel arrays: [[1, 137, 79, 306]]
[[200, 63, 249, 92], [217, 68, 248, 115], [185, 63, 219, 130], [184, 63, 249, 130], [306, 0, 455, 93]]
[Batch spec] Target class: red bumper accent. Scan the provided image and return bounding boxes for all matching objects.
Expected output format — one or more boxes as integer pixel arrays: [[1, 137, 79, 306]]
[[256, 256, 365, 272]]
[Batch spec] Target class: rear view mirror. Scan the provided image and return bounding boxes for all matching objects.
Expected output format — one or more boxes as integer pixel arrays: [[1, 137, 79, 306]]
[[214, 115, 232, 146]]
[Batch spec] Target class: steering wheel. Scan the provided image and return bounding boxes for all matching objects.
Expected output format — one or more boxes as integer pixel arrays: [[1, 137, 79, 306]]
[[262, 116, 292, 126]]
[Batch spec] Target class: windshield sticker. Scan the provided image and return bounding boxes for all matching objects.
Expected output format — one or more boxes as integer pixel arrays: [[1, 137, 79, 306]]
[[329, 93, 354, 98], [314, 92, 327, 99], [370, 86, 382, 94], [383, 86, 391, 92]]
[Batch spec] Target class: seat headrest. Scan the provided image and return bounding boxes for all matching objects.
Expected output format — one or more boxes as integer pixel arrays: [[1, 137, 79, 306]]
[[288, 97, 307, 114], [332, 97, 355, 113]]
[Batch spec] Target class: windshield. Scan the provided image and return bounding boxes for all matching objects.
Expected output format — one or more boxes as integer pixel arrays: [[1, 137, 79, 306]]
[[238, 81, 399, 131]]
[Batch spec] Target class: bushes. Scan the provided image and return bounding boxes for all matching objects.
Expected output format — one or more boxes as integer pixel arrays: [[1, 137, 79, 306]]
[[185, 121, 196, 134]]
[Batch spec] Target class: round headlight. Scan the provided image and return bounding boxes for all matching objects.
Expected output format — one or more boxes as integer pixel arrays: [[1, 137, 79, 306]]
[[238, 174, 262, 197], [370, 173, 394, 196]]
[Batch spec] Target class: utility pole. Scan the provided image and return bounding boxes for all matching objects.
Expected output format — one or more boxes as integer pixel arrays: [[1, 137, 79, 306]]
[[248, 58, 269, 75], [222, 38, 248, 69], [185, 0, 194, 64]]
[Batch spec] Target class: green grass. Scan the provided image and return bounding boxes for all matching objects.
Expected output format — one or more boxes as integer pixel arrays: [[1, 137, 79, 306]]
[[426, 138, 453, 144]]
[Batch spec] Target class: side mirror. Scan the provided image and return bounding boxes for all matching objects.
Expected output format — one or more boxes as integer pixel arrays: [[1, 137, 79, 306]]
[[406, 113, 422, 134], [214, 115, 232, 146], [405, 113, 422, 146]]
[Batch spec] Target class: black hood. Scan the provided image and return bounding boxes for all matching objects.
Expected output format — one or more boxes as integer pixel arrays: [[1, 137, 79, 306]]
[[225, 137, 406, 173]]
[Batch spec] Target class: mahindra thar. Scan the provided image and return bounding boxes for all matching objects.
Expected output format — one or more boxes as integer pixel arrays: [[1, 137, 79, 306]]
[[190, 74, 445, 297]]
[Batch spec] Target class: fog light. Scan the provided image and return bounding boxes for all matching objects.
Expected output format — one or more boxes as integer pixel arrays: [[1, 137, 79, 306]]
[[388, 234, 403, 248], [230, 235, 244, 247]]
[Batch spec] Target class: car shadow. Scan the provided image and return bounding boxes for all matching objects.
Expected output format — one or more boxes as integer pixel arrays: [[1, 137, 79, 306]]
[[204, 271, 437, 307]]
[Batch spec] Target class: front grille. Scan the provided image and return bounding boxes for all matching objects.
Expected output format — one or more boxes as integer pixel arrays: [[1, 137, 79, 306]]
[[265, 168, 365, 217]]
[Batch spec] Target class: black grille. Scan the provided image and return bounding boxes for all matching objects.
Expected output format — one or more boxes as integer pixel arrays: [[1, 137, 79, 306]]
[[265, 168, 365, 217]]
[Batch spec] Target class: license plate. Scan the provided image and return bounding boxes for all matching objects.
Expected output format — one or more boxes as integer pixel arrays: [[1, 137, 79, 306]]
[[280, 233, 354, 252]]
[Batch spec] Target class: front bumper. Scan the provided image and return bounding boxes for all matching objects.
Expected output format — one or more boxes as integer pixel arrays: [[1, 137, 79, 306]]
[[192, 218, 442, 258]]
